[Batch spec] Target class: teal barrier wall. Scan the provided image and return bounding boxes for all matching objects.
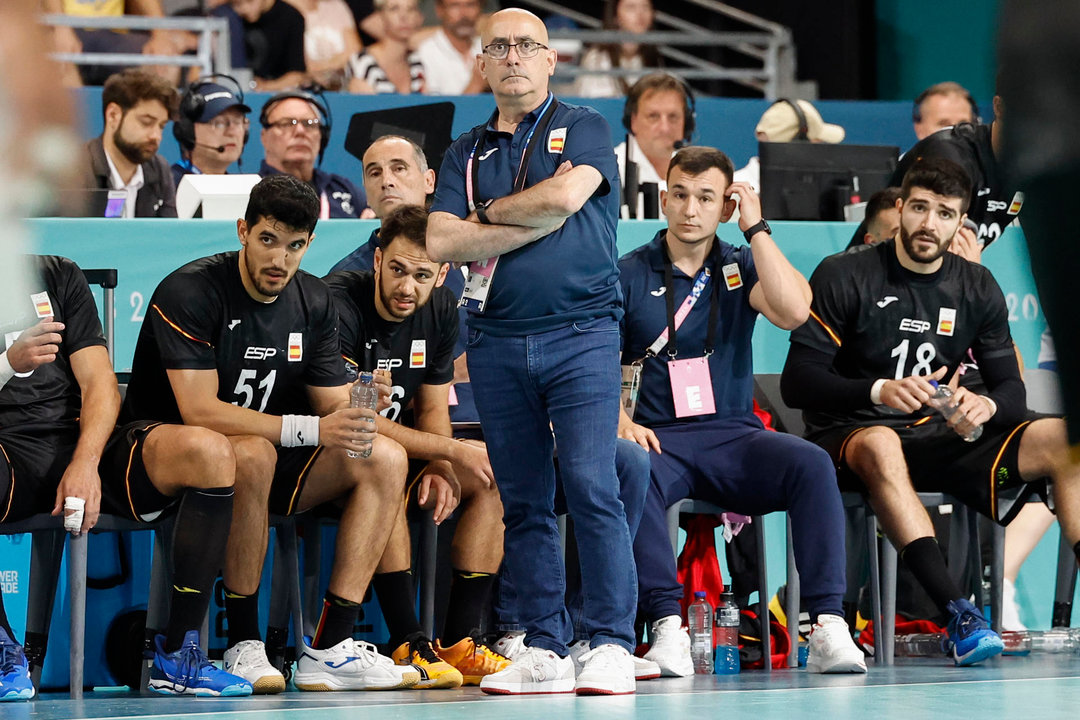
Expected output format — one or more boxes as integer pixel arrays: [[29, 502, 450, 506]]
[[18, 218, 1066, 633], [27, 219, 1047, 373]]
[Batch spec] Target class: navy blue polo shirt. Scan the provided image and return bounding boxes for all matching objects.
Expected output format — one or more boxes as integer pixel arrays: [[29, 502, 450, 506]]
[[619, 230, 760, 428], [430, 95, 622, 336], [259, 160, 365, 219]]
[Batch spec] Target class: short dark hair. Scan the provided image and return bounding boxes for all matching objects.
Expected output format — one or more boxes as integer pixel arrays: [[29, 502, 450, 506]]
[[245, 175, 320, 233], [865, 187, 902, 223], [101, 69, 179, 120], [912, 81, 978, 123], [666, 145, 734, 187], [379, 204, 429, 251], [899, 157, 973, 212]]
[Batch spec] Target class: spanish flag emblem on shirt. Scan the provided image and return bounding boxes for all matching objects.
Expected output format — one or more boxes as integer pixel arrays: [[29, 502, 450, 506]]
[[31, 291, 53, 319], [722, 263, 743, 291], [548, 127, 566, 154], [937, 308, 956, 337], [410, 339, 426, 368], [288, 332, 303, 362]]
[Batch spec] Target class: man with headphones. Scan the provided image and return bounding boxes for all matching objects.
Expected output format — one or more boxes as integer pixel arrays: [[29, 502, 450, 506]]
[[913, 82, 979, 142], [615, 72, 695, 219], [258, 91, 365, 219], [171, 77, 252, 186]]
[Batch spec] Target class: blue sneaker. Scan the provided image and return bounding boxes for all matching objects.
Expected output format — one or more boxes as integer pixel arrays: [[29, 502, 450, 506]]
[[0, 628, 34, 701], [149, 630, 252, 697], [944, 599, 1004, 666]]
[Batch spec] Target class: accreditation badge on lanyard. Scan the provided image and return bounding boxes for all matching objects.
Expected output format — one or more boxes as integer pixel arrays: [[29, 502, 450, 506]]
[[460, 95, 558, 313]]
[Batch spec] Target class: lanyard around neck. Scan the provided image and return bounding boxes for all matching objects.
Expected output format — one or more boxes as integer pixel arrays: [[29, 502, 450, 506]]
[[658, 246, 721, 359], [466, 93, 558, 210]]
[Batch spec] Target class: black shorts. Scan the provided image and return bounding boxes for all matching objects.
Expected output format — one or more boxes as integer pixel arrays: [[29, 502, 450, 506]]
[[809, 413, 1050, 525], [99, 420, 177, 522], [0, 428, 78, 523], [269, 446, 325, 516]]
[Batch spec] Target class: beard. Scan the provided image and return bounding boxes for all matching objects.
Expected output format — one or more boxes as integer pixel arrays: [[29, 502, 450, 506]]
[[244, 250, 289, 298], [112, 124, 158, 166], [378, 280, 427, 320], [899, 223, 952, 264]]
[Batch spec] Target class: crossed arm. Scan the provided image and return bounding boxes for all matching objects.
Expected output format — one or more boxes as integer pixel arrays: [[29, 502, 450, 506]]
[[426, 162, 604, 263]]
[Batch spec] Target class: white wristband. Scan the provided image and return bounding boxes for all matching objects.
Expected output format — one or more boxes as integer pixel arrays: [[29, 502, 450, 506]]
[[0, 352, 16, 391], [280, 414, 320, 447], [870, 378, 887, 405]]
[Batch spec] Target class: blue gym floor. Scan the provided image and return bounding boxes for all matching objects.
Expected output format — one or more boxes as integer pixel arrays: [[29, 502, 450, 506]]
[[15, 655, 1080, 720]]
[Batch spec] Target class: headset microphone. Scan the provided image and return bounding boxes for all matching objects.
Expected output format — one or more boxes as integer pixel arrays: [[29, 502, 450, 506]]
[[195, 142, 227, 153]]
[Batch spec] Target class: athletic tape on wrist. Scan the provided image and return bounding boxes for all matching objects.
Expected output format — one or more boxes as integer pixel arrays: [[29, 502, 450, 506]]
[[280, 414, 320, 447]]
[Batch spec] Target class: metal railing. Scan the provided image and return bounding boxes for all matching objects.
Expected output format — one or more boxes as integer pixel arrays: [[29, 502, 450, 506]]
[[518, 0, 797, 97], [40, 14, 232, 78]]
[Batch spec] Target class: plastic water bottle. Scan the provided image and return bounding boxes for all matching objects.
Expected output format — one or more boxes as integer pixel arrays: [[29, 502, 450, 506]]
[[927, 380, 983, 442], [713, 592, 741, 674], [688, 592, 713, 674], [894, 632, 946, 657], [1002, 631, 1032, 656], [1027, 628, 1076, 653], [347, 372, 378, 459]]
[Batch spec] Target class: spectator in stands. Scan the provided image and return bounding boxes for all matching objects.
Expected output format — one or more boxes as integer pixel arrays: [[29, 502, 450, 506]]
[[229, 0, 307, 91], [615, 72, 694, 218], [617, 146, 866, 677], [82, 69, 179, 218], [287, 0, 362, 91], [781, 157, 1080, 666], [913, 81, 979, 142], [171, 77, 253, 186], [845, 187, 901, 249], [573, 0, 657, 98], [734, 99, 845, 192], [44, 0, 184, 86], [416, 0, 486, 96], [258, 91, 366, 218], [347, 0, 425, 94]]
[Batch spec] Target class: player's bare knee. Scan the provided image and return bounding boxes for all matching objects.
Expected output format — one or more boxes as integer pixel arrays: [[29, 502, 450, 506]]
[[1023, 417, 1073, 473], [178, 427, 236, 489], [230, 435, 277, 496], [846, 427, 904, 479]]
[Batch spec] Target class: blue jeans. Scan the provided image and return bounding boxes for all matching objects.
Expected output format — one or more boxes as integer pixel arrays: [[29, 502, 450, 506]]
[[494, 438, 651, 640], [467, 318, 637, 655]]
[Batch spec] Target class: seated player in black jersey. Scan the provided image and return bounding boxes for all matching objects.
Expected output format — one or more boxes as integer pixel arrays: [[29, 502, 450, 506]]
[[119, 175, 419, 694], [325, 204, 509, 687], [782, 157, 1080, 666], [0, 255, 120, 702]]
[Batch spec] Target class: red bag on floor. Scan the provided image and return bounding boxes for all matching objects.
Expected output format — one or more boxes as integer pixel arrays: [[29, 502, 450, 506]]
[[858, 617, 945, 654], [738, 608, 792, 669], [676, 514, 725, 620]]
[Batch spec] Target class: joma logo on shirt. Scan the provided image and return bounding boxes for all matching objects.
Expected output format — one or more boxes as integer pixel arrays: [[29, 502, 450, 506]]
[[244, 346, 278, 360]]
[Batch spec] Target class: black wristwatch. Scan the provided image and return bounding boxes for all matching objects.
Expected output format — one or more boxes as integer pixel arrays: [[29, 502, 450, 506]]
[[743, 219, 771, 242], [475, 200, 493, 225]]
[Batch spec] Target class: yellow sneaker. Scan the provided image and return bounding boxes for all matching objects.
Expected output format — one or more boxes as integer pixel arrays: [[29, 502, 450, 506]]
[[391, 635, 463, 689], [434, 636, 512, 685]]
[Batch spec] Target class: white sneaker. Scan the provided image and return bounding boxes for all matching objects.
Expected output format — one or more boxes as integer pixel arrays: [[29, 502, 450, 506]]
[[575, 644, 635, 695], [567, 639, 591, 674], [223, 640, 286, 694], [294, 636, 421, 691], [631, 655, 661, 681], [806, 615, 867, 674], [492, 630, 527, 662], [479, 646, 575, 695], [642, 615, 693, 677], [1002, 578, 1027, 632]]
